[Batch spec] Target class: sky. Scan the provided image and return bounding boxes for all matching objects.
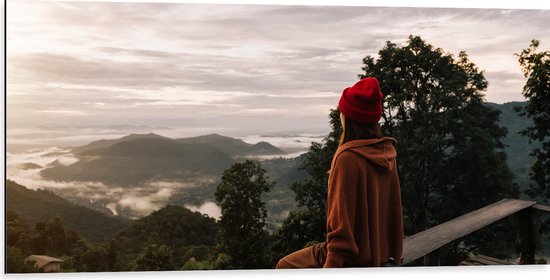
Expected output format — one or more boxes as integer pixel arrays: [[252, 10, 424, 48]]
[[6, 0, 550, 145]]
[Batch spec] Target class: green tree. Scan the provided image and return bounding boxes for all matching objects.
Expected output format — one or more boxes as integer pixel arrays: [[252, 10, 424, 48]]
[[31, 216, 78, 257], [360, 35, 518, 263], [134, 244, 176, 271], [181, 257, 213, 270], [515, 39, 550, 203], [106, 239, 120, 271], [6, 210, 32, 255], [81, 245, 109, 272], [107, 205, 218, 271], [6, 246, 39, 273], [69, 239, 90, 272], [181, 245, 211, 263], [275, 35, 519, 265], [215, 160, 274, 269]]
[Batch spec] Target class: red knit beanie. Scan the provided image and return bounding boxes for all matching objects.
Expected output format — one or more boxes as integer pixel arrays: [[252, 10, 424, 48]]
[[338, 77, 383, 124]]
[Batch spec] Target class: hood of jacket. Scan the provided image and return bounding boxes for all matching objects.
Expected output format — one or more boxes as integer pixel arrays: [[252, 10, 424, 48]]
[[334, 137, 397, 172]]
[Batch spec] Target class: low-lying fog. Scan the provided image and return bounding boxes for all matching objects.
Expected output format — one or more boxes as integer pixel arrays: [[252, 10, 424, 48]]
[[6, 127, 325, 220]]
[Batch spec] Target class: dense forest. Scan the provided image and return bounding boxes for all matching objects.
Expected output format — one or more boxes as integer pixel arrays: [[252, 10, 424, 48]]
[[6, 197, 222, 272], [5, 36, 550, 272]]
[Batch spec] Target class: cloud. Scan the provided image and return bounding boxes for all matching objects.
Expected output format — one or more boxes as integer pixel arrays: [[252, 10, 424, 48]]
[[7, 147, 78, 171], [95, 47, 183, 59], [485, 71, 524, 83], [119, 196, 158, 216], [116, 185, 178, 217], [8, 52, 185, 89], [6, 146, 211, 219], [7, 1, 550, 132], [184, 201, 222, 220], [38, 109, 91, 116]]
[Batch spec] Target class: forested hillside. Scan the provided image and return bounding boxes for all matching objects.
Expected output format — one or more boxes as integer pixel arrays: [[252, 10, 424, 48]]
[[41, 133, 284, 186], [487, 102, 539, 193], [6, 180, 129, 241], [176, 133, 284, 157], [109, 205, 219, 271], [6, 182, 223, 272]]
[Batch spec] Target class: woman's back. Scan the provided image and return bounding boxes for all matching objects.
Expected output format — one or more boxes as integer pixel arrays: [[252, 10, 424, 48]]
[[325, 138, 403, 267]]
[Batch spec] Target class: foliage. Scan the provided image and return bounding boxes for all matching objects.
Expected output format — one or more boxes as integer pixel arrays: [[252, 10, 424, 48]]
[[180, 245, 211, 263], [181, 257, 213, 270], [5, 210, 86, 273], [81, 246, 109, 272], [271, 208, 324, 261], [274, 35, 520, 265], [106, 239, 120, 271], [515, 39, 550, 203], [6, 180, 129, 241], [6, 247, 39, 273], [31, 216, 80, 257], [215, 160, 274, 269], [69, 239, 91, 272], [5, 184, 221, 273], [111, 205, 219, 271], [134, 244, 176, 271], [6, 210, 32, 255], [359, 35, 518, 263]]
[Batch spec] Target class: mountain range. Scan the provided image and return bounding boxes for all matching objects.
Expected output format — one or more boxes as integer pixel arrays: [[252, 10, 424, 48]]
[[8, 101, 539, 229], [41, 133, 284, 186]]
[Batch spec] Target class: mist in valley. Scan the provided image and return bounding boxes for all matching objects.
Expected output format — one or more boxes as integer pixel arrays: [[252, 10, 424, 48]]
[[6, 129, 322, 221]]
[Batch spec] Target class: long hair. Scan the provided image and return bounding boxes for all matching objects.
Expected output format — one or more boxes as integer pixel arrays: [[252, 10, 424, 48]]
[[338, 115, 384, 148]]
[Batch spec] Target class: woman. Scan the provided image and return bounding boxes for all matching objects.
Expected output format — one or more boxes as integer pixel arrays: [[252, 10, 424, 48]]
[[276, 77, 404, 268]]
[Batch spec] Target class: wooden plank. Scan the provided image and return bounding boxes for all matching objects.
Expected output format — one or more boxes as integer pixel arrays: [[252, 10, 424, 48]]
[[468, 255, 510, 265], [475, 254, 513, 265], [459, 255, 513, 266], [402, 199, 536, 265], [532, 204, 550, 213], [467, 256, 500, 265]]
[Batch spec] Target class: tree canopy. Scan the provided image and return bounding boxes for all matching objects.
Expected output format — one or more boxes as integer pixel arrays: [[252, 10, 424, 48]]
[[215, 160, 274, 269], [275, 35, 519, 265], [360, 35, 518, 234], [515, 39, 550, 203]]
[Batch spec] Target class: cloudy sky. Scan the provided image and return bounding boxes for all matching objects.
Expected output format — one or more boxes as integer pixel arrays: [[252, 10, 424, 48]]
[[6, 0, 550, 144]]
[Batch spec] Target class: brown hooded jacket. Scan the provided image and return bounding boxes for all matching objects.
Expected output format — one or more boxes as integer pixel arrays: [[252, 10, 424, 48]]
[[323, 137, 404, 268]]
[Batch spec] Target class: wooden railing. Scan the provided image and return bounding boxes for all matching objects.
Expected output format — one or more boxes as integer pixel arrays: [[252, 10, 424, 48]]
[[401, 198, 550, 266]]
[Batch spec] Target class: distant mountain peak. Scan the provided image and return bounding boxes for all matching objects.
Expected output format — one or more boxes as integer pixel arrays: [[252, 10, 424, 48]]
[[176, 134, 285, 157], [47, 132, 286, 186], [72, 132, 169, 154], [205, 133, 222, 137], [122, 132, 167, 139]]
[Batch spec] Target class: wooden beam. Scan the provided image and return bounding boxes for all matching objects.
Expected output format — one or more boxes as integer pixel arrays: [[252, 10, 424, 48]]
[[532, 204, 550, 214], [402, 199, 536, 265], [470, 255, 513, 265], [459, 254, 513, 266]]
